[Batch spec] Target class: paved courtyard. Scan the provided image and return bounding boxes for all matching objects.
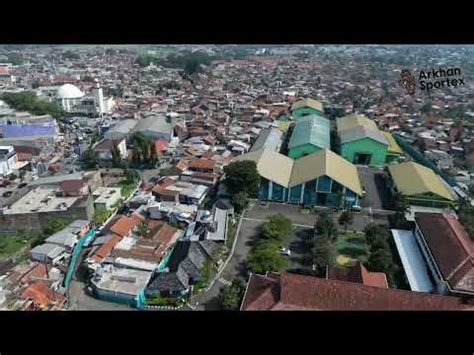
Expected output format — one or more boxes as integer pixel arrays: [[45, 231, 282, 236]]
[[358, 166, 394, 211]]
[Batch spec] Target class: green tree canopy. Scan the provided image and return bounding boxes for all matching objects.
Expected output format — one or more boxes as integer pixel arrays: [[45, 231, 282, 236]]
[[246, 240, 287, 274], [312, 234, 334, 276], [223, 160, 260, 197], [315, 212, 338, 241], [219, 277, 246, 311], [338, 211, 354, 231], [231, 191, 248, 214], [43, 219, 69, 236], [1, 91, 64, 119], [261, 214, 293, 242]]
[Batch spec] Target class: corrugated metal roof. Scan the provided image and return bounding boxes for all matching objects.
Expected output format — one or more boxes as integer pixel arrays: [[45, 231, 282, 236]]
[[383, 131, 403, 154], [339, 126, 388, 146], [234, 149, 362, 195], [288, 114, 330, 150], [3, 122, 58, 138], [337, 114, 378, 132], [337, 114, 388, 146], [234, 149, 293, 187], [388, 162, 455, 201], [290, 149, 363, 195], [291, 98, 324, 112]]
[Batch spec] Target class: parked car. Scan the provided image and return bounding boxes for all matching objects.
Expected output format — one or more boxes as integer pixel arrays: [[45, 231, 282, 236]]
[[2, 191, 13, 198], [352, 205, 362, 212], [278, 247, 291, 256]]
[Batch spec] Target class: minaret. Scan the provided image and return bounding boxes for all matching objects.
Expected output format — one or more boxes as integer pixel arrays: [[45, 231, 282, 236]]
[[93, 79, 105, 115]]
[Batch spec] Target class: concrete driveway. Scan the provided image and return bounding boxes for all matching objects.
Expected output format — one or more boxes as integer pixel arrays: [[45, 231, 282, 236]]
[[358, 166, 394, 210]]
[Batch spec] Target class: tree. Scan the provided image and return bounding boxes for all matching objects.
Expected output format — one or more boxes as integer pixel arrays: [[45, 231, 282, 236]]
[[111, 142, 123, 168], [314, 212, 338, 241], [136, 220, 150, 237], [457, 198, 474, 239], [223, 160, 260, 197], [261, 214, 293, 242], [219, 277, 246, 310], [312, 235, 334, 276], [392, 192, 410, 228], [1, 91, 64, 119], [246, 241, 287, 274], [338, 211, 354, 231], [367, 248, 394, 273], [184, 59, 200, 75], [43, 219, 69, 236], [231, 191, 248, 214], [31, 79, 41, 89], [82, 148, 99, 168], [364, 224, 390, 249]]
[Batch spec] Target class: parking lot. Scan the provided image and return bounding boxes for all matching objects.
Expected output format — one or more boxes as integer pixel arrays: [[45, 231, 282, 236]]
[[244, 201, 319, 226], [243, 203, 315, 272], [358, 166, 394, 210]]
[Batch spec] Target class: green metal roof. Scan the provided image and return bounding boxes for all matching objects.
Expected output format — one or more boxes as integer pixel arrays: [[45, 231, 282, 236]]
[[288, 114, 330, 150]]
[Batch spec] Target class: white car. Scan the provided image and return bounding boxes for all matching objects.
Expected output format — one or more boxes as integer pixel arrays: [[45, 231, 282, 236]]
[[278, 247, 291, 256]]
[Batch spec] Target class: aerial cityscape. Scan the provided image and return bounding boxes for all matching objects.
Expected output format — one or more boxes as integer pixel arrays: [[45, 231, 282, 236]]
[[0, 44, 473, 311]]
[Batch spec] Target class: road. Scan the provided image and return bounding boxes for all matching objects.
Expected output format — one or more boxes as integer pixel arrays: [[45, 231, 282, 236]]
[[191, 210, 260, 310]]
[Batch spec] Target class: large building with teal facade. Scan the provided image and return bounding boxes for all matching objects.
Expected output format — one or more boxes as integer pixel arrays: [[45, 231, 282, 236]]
[[291, 98, 324, 118], [234, 149, 363, 210], [288, 114, 330, 159], [337, 114, 389, 166]]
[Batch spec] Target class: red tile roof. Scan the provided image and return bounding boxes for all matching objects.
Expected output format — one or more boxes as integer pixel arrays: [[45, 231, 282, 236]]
[[108, 214, 143, 238], [415, 213, 473, 292], [242, 272, 469, 311], [91, 233, 123, 263], [328, 263, 388, 288], [19, 263, 49, 285], [20, 281, 65, 309], [175, 160, 188, 172], [155, 139, 169, 154], [188, 158, 215, 170]]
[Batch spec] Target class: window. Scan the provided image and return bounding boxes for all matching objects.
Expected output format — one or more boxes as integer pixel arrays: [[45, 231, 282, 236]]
[[316, 176, 332, 192]]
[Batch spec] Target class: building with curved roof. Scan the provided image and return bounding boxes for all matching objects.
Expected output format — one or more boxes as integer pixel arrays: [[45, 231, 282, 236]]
[[56, 84, 84, 112]]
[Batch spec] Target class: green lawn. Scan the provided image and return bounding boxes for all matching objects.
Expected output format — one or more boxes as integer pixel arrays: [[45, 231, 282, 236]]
[[333, 230, 369, 267], [0, 235, 30, 258]]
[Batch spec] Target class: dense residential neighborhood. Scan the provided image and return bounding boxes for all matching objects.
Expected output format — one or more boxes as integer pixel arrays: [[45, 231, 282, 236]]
[[0, 44, 473, 311]]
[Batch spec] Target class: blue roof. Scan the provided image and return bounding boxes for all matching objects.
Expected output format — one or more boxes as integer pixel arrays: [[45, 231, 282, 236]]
[[2, 123, 58, 138]]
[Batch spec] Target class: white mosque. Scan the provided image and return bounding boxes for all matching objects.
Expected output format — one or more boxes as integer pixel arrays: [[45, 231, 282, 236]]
[[57, 83, 84, 112], [56, 82, 115, 116]]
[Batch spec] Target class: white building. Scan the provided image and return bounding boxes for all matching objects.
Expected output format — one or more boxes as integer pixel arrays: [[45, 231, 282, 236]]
[[57, 84, 84, 112], [0, 145, 18, 177]]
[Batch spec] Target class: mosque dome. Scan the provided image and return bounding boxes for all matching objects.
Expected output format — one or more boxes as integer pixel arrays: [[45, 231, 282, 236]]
[[57, 84, 84, 99]]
